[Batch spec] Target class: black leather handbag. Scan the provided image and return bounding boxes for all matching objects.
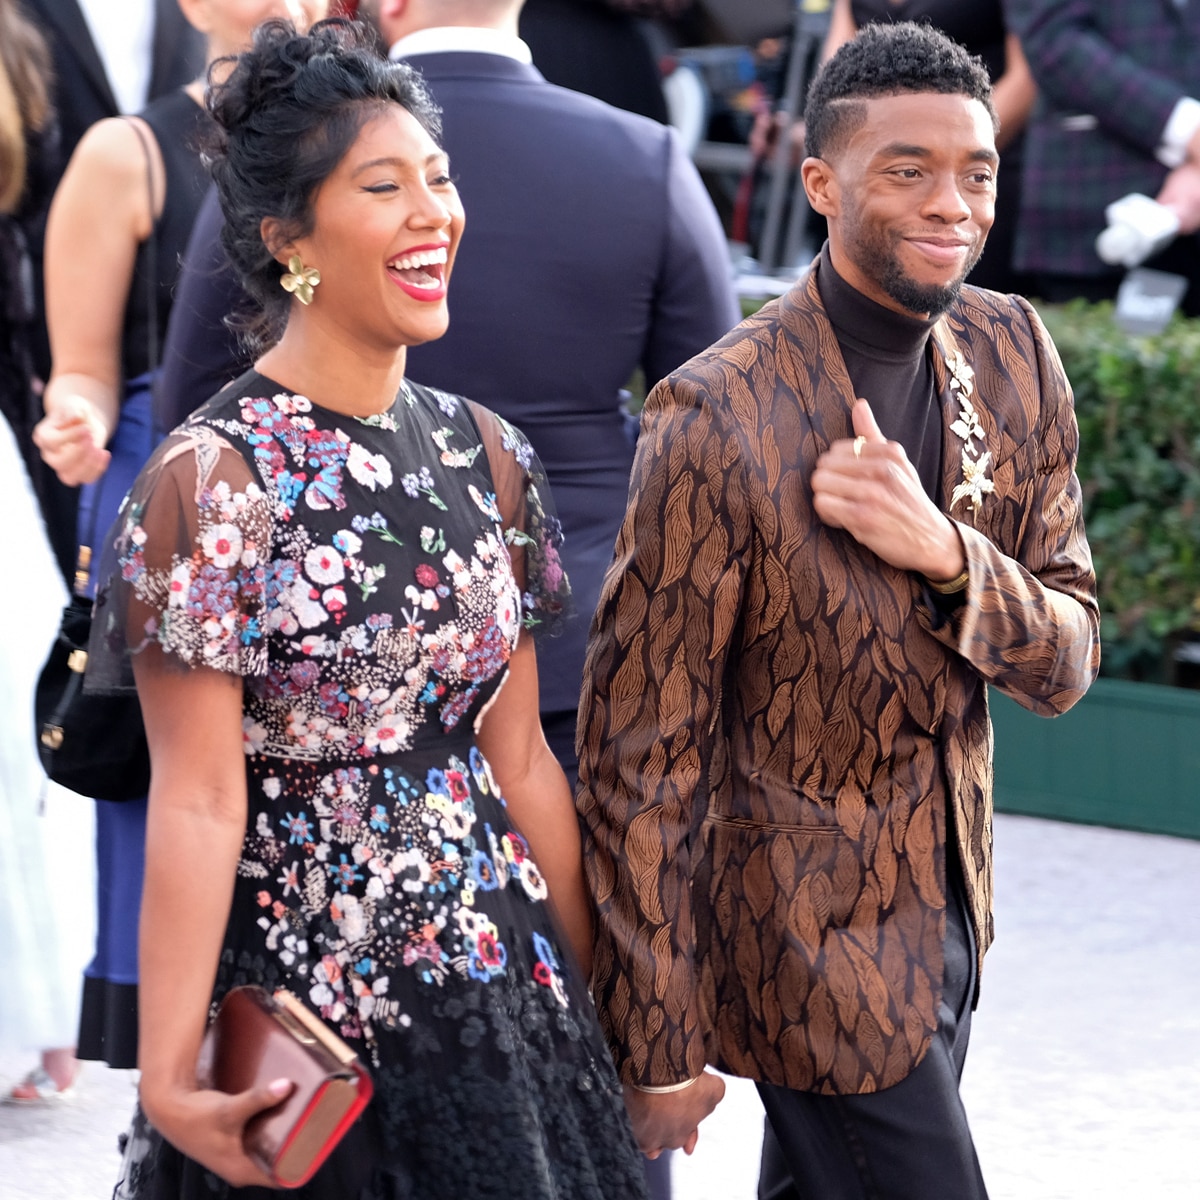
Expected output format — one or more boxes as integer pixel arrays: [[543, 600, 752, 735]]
[[34, 552, 150, 802]]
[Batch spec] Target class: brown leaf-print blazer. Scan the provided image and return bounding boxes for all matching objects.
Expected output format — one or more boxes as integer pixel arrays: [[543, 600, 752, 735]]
[[575, 264, 1100, 1096]]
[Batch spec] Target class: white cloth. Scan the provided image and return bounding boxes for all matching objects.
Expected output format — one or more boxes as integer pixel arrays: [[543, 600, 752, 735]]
[[0, 420, 95, 1052], [387, 26, 532, 64], [1157, 95, 1200, 168], [77, 0, 156, 113]]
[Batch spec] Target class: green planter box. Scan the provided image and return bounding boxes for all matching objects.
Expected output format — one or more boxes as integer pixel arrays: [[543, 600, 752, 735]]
[[990, 678, 1200, 840]]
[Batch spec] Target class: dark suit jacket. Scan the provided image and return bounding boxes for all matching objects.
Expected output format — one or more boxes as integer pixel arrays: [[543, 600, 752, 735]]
[[1007, 0, 1200, 275], [156, 51, 739, 717], [576, 264, 1100, 1094]]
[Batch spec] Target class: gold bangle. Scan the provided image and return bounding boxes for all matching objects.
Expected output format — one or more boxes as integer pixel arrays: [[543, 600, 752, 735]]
[[924, 567, 970, 594], [630, 1077, 701, 1095]]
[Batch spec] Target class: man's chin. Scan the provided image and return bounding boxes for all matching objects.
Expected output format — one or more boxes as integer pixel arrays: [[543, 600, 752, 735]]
[[884, 272, 967, 318]]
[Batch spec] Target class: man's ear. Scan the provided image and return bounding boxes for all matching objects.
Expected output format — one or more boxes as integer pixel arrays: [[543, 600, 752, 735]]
[[801, 156, 839, 220]]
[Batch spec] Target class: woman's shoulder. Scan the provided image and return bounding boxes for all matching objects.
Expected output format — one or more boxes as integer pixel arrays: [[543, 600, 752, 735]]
[[65, 115, 150, 185]]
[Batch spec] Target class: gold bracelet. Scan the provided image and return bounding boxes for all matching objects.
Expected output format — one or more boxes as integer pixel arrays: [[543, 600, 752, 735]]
[[924, 567, 970, 594], [630, 1077, 701, 1095]]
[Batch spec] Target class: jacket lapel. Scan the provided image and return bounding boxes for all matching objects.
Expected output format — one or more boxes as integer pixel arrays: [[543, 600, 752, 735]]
[[931, 318, 996, 529], [779, 266, 859, 449]]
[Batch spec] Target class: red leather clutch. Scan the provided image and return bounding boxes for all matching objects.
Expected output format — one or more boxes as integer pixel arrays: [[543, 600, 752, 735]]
[[197, 985, 373, 1188]]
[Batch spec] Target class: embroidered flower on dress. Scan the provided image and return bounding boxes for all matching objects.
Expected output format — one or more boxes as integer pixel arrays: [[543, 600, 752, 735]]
[[202, 523, 243, 569], [347, 442, 393, 491]]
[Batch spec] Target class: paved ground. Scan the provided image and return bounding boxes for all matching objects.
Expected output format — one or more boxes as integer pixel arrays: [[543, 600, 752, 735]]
[[2, 811, 1197, 1199]]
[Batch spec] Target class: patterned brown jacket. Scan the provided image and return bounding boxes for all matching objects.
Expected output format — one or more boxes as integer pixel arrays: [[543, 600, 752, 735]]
[[575, 265, 1100, 1095]]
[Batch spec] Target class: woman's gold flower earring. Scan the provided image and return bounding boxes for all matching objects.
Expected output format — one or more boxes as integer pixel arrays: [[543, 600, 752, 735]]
[[280, 254, 320, 305]]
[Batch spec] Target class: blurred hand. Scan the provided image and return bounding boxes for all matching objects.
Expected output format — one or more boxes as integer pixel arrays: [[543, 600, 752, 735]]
[[32, 393, 111, 486], [622, 1071, 726, 1159], [1156, 163, 1200, 235], [749, 110, 806, 167], [140, 1077, 295, 1187], [811, 399, 965, 582]]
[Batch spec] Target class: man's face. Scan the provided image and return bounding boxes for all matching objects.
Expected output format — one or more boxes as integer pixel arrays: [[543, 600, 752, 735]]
[[809, 92, 998, 317]]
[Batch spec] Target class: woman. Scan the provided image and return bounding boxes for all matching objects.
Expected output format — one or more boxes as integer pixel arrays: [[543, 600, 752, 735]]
[[92, 18, 650, 1198], [31, 0, 314, 1075]]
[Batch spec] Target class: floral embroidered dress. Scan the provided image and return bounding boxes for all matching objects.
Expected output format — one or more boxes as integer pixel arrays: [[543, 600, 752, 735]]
[[90, 372, 648, 1200]]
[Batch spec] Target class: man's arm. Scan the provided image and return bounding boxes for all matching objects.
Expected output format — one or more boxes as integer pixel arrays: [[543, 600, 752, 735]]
[[1006, 0, 1186, 157], [925, 297, 1101, 715], [640, 127, 741, 389], [577, 372, 748, 1087]]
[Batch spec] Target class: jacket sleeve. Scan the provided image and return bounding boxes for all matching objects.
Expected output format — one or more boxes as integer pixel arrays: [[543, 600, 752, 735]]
[[921, 296, 1101, 715], [575, 371, 748, 1086], [1005, 0, 1184, 155]]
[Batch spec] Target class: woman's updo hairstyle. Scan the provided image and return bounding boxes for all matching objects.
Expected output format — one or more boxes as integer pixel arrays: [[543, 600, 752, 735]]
[[206, 17, 441, 343]]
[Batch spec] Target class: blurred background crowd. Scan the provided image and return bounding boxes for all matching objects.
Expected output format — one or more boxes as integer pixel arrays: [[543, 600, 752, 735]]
[[2, 0, 1199, 1190]]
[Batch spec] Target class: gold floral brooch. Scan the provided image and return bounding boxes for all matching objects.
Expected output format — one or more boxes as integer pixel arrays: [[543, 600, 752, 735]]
[[945, 349, 994, 518]]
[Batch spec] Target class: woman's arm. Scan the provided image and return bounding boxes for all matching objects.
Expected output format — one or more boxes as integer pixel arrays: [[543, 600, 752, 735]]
[[993, 32, 1037, 151], [33, 116, 159, 485], [133, 650, 288, 1187], [474, 635, 593, 980], [822, 0, 859, 63]]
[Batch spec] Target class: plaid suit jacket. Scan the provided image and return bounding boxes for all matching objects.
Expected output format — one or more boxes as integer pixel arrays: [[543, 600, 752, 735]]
[[1007, 0, 1200, 275], [576, 266, 1100, 1095]]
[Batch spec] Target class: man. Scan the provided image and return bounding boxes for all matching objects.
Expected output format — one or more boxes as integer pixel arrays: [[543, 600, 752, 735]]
[[1006, 0, 1200, 312], [576, 22, 1100, 1199]]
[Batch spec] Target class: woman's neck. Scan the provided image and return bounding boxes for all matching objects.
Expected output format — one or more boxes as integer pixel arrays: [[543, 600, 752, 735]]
[[256, 316, 409, 417]]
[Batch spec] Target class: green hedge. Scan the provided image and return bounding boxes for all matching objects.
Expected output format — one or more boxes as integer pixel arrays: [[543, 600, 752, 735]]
[[1037, 302, 1200, 682]]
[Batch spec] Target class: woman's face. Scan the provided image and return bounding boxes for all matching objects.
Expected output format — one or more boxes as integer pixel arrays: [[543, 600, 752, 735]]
[[287, 104, 465, 353]]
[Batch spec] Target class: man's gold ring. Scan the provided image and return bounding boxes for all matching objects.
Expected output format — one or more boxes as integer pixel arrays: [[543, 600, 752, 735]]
[[853, 435, 866, 459]]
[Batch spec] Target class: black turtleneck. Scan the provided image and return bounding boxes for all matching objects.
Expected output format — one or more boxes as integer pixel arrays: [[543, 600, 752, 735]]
[[816, 244, 944, 503]]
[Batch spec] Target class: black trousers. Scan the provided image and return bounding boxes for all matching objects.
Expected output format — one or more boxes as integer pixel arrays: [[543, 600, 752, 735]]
[[756, 878, 988, 1200]]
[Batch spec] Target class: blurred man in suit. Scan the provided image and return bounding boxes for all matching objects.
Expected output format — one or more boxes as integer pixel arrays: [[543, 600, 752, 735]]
[[1007, 0, 1200, 312], [18, 0, 204, 583]]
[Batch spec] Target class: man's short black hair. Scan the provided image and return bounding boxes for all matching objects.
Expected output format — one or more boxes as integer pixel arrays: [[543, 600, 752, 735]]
[[804, 21, 997, 161]]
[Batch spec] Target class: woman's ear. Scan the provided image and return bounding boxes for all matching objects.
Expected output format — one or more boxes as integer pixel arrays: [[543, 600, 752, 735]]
[[260, 216, 295, 266]]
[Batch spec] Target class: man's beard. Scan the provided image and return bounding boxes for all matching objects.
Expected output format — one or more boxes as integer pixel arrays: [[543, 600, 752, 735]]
[[878, 253, 976, 317], [846, 215, 984, 317]]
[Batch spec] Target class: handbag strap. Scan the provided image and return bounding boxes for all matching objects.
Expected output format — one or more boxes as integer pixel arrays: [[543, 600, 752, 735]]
[[123, 114, 161, 372], [73, 117, 161, 593]]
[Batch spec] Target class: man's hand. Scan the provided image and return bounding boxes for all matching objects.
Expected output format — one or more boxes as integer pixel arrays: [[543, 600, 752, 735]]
[[32, 394, 112, 486], [811, 399, 965, 582], [622, 1072, 726, 1159], [1156, 163, 1200, 236]]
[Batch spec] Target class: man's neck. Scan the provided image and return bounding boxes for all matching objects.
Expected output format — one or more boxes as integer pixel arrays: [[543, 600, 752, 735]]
[[388, 26, 532, 63], [817, 244, 936, 360]]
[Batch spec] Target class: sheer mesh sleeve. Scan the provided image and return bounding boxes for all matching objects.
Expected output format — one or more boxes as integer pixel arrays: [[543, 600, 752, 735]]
[[466, 399, 572, 640], [85, 426, 274, 692]]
